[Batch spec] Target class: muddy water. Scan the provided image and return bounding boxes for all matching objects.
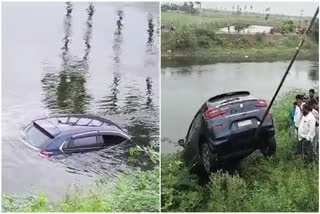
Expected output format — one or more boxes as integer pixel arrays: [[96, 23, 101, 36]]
[[2, 2, 159, 200], [161, 60, 318, 154]]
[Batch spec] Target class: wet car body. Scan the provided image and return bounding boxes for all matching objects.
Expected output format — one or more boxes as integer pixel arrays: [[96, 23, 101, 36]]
[[21, 114, 131, 156], [179, 91, 276, 174]]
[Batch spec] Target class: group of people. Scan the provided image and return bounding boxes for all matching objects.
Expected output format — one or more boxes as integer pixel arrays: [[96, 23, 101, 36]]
[[289, 89, 319, 162]]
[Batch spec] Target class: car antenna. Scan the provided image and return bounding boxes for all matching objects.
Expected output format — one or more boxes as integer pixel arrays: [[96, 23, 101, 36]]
[[255, 7, 319, 137]]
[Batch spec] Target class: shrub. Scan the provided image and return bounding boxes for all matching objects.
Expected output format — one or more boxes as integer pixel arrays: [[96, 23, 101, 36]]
[[281, 19, 296, 34], [193, 28, 216, 40], [197, 35, 210, 48], [161, 153, 204, 212], [173, 25, 196, 49], [255, 33, 264, 42], [207, 171, 248, 212]]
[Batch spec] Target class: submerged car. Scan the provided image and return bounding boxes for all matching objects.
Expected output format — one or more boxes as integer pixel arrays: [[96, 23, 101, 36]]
[[178, 91, 276, 175], [21, 114, 131, 156]]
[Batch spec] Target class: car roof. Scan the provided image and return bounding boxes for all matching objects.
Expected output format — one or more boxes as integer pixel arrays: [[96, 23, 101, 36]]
[[206, 91, 258, 108], [32, 114, 125, 138]]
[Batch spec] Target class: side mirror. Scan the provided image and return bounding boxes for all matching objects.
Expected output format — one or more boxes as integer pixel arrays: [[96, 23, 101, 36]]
[[178, 139, 185, 147]]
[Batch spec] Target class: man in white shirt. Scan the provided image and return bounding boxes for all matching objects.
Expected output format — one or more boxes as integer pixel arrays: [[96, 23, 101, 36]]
[[294, 95, 305, 140], [309, 99, 319, 156], [294, 95, 304, 130], [297, 104, 316, 161]]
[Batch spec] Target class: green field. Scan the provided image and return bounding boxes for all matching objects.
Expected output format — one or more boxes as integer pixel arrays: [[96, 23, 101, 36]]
[[2, 146, 159, 212], [161, 91, 319, 212], [162, 11, 289, 31], [161, 11, 319, 62]]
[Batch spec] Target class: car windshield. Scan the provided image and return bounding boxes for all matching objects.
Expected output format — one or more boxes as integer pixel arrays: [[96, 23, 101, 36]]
[[26, 125, 51, 149]]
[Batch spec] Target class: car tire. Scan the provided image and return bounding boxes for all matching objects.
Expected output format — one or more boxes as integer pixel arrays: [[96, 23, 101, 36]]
[[201, 142, 218, 175], [261, 136, 276, 156]]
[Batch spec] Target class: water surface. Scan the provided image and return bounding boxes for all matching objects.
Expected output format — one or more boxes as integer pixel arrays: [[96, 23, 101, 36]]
[[2, 2, 159, 200]]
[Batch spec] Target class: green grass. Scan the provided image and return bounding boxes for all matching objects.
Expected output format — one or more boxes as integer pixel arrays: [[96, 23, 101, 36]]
[[2, 146, 159, 212], [162, 45, 318, 67], [162, 11, 287, 31], [161, 12, 319, 63], [161, 90, 319, 212]]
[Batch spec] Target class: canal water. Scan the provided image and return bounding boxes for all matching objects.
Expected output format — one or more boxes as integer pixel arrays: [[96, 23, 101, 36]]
[[161, 60, 318, 154], [2, 2, 159, 200]]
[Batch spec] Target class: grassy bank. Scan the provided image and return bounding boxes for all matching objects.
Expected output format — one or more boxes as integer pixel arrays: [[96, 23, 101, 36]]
[[161, 11, 295, 32], [2, 146, 159, 212], [161, 12, 319, 63], [161, 91, 319, 212]]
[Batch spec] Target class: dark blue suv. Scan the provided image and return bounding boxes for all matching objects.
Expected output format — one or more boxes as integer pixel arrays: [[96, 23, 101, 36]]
[[178, 91, 276, 175], [20, 114, 131, 156]]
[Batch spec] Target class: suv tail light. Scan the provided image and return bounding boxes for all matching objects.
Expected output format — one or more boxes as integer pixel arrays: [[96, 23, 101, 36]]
[[204, 107, 228, 119], [40, 151, 53, 157], [255, 99, 267, 107]]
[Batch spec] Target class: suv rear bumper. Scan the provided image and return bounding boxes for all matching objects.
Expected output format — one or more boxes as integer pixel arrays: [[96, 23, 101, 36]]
[[208, 126, 275, 161]]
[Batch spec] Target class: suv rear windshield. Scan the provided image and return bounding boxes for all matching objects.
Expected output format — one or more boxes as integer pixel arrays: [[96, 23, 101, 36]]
[[26, 125, 51, 149]]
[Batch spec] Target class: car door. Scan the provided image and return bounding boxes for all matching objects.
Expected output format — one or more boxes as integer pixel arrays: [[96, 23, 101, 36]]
[[183, 109, 203, 168], [62, 132, 103, 153]]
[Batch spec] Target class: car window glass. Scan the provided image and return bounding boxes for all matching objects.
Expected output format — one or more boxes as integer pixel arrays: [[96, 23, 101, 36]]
[[57, 117, 68, 123], [26, 125, 51, 149], [102, 135, 126, 146], [77, 118, 91, 126], [67, 136, 101, 149], [47, 118, 60, 126], [68, 117, 78, 123], [89, 120, 103, 126]]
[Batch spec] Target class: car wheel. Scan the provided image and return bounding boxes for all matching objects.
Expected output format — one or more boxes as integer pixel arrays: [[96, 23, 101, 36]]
[[261, 136, 276, 156], [201, 142, 218, 175]]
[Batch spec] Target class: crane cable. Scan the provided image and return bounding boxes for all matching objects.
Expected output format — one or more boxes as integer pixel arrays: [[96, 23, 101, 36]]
[[255, 6, 319, 137]]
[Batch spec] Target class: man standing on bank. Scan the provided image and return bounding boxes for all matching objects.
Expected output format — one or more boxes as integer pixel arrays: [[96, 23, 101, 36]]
[[297, 104, 316, 161]]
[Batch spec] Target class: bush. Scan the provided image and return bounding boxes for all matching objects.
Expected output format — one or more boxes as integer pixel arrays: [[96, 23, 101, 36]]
[[197, 35, 210, 48], [207, 171, 248, 211], [234, 24, 250, 32], [281, 19, 296, 34], [161, 153, 204, 212], [2, 193, 54, 212], [255, 33, 264, 42], [193, 28, 216, 40], [173, 25, 196, 49]]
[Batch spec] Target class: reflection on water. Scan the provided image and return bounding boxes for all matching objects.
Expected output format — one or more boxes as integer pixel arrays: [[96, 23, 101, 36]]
[[83, 3, 94, 61], [145, 13, 156, 109], [161, 60, 319, 154], [42, 2, 93, 114], [146, 77, 153, 107], [2, 2, 159, 199], [308, 61, 319, 82], [146, 13, 154, 54], [98, 9, 124, 114]]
